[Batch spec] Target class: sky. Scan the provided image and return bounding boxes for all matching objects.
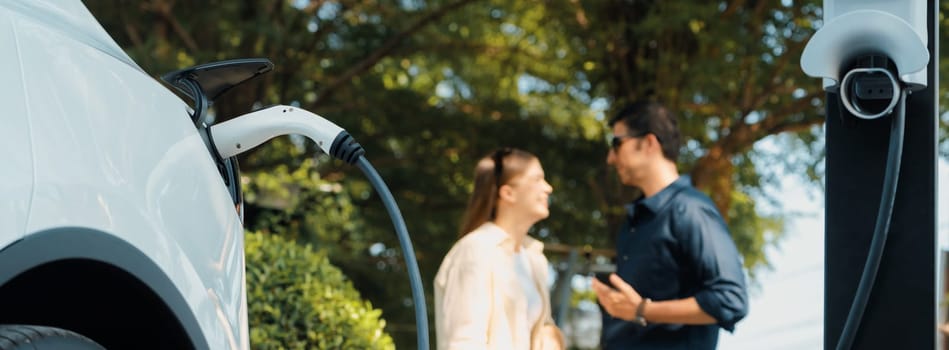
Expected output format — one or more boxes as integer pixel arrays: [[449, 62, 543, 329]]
[[717, 164, 825, 350], [718, 155, 949, 350]]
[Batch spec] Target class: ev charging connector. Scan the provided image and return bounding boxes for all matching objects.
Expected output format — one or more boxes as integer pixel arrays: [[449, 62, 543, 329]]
[[210, 105, 362, 163]]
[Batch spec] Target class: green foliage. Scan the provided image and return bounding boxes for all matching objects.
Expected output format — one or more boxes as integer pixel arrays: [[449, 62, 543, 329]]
[[570, 289, 597, 308], [245, 231, 394, 350], [242, 157, 370, 254]]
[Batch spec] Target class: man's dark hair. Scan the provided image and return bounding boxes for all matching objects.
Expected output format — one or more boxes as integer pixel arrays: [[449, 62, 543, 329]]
[[608, 100, 681, 162]]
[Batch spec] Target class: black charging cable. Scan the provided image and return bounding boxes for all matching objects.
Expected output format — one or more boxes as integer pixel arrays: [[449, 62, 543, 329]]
[[331, 135, 430, 350], [835, 89, 907, 350]]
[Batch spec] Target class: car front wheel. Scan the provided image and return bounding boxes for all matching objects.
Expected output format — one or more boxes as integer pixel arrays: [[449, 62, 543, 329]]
[[0, 325, 104, 350]]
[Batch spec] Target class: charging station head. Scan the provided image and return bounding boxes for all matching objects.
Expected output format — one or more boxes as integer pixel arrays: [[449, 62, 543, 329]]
[[800, 9, 928, 92]]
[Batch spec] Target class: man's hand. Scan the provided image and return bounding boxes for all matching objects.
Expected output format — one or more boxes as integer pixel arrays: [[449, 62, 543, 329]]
[[592, 273, 642, 321]]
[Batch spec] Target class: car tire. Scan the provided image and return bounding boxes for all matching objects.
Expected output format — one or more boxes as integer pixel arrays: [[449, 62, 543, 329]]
[[0, 325, 104, 350]]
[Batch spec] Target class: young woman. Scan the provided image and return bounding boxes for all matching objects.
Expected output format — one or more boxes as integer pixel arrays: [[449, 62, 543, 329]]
[[434, 147, 564, 350]]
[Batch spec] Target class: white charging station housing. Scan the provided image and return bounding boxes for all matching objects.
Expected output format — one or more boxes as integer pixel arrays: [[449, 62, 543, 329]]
[[800, 0, 929, 92]]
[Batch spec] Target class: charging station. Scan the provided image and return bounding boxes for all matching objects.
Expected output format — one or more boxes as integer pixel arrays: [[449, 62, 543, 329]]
[[802, 1, 937, 349]]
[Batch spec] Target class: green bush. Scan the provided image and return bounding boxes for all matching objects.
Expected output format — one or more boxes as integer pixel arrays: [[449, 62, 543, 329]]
[[245, 231, 395, 350]]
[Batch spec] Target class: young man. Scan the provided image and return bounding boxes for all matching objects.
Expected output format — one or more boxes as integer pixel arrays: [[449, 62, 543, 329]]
[[593, 101, 748, 349]]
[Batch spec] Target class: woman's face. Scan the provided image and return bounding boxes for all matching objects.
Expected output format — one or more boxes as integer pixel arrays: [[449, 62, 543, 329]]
[[503, 159, 554, 222]]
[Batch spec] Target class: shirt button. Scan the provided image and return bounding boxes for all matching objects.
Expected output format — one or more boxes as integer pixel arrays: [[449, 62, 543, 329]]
[[623, 255, 628, 261]]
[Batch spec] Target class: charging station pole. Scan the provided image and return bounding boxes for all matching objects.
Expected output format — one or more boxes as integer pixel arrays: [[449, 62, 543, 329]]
[[824, 1, 938, 349]]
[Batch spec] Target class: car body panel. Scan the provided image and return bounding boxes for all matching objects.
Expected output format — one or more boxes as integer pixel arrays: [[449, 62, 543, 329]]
[[0, 1, 249, 348], [0, 5, 33, 243]]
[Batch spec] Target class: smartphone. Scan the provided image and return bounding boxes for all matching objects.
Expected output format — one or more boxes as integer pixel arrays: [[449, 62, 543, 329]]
[[593, 272, 616, 289]]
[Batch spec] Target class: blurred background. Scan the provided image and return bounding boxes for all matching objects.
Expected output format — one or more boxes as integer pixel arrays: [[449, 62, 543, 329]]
[[83, 1, 949, 348]]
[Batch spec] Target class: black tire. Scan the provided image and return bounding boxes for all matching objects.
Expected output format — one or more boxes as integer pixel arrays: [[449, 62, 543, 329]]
[[0, 325, 104, 350]]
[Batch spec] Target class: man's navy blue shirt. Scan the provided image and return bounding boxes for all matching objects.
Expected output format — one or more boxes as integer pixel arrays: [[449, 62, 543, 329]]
[[601, 176, 748, 350]]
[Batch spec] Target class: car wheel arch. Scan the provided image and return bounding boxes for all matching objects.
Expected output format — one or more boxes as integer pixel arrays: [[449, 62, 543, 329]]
[[0, 227, 209, 350]]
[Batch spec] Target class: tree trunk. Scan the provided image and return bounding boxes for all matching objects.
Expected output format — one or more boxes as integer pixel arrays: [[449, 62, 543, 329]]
[[690, 146, 734, 223]]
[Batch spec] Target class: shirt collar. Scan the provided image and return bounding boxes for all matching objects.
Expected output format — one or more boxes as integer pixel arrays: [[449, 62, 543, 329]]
[[477, 222, 544, 254], [629, 175, 691, 217]]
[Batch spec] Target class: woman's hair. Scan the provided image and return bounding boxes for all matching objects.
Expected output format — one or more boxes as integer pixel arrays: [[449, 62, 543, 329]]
[[458, 147, 537, 236]]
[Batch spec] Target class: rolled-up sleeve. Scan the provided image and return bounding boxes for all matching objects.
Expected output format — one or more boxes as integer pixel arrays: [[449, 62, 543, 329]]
[[678, 203, 749, 332], [435, 249, 493, 350]]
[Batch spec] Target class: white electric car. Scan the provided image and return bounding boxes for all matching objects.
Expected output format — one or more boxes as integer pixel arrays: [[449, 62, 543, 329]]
[[0, 1, 250, 349]]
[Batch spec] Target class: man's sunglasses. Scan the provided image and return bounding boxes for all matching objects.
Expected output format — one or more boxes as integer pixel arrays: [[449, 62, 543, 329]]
[[609, 131, 651, 150]]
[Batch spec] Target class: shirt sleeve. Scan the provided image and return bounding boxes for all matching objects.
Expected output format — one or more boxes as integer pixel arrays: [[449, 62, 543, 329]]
[[438, 250, 494, 350], [675, 200, 749, 332]]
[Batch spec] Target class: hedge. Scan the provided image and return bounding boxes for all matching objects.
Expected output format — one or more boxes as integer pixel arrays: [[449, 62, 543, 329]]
[[245, 231, 395, 349]]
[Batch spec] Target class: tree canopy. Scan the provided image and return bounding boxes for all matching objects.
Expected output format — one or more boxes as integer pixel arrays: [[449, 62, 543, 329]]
[[85, 1, 947, 348]]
